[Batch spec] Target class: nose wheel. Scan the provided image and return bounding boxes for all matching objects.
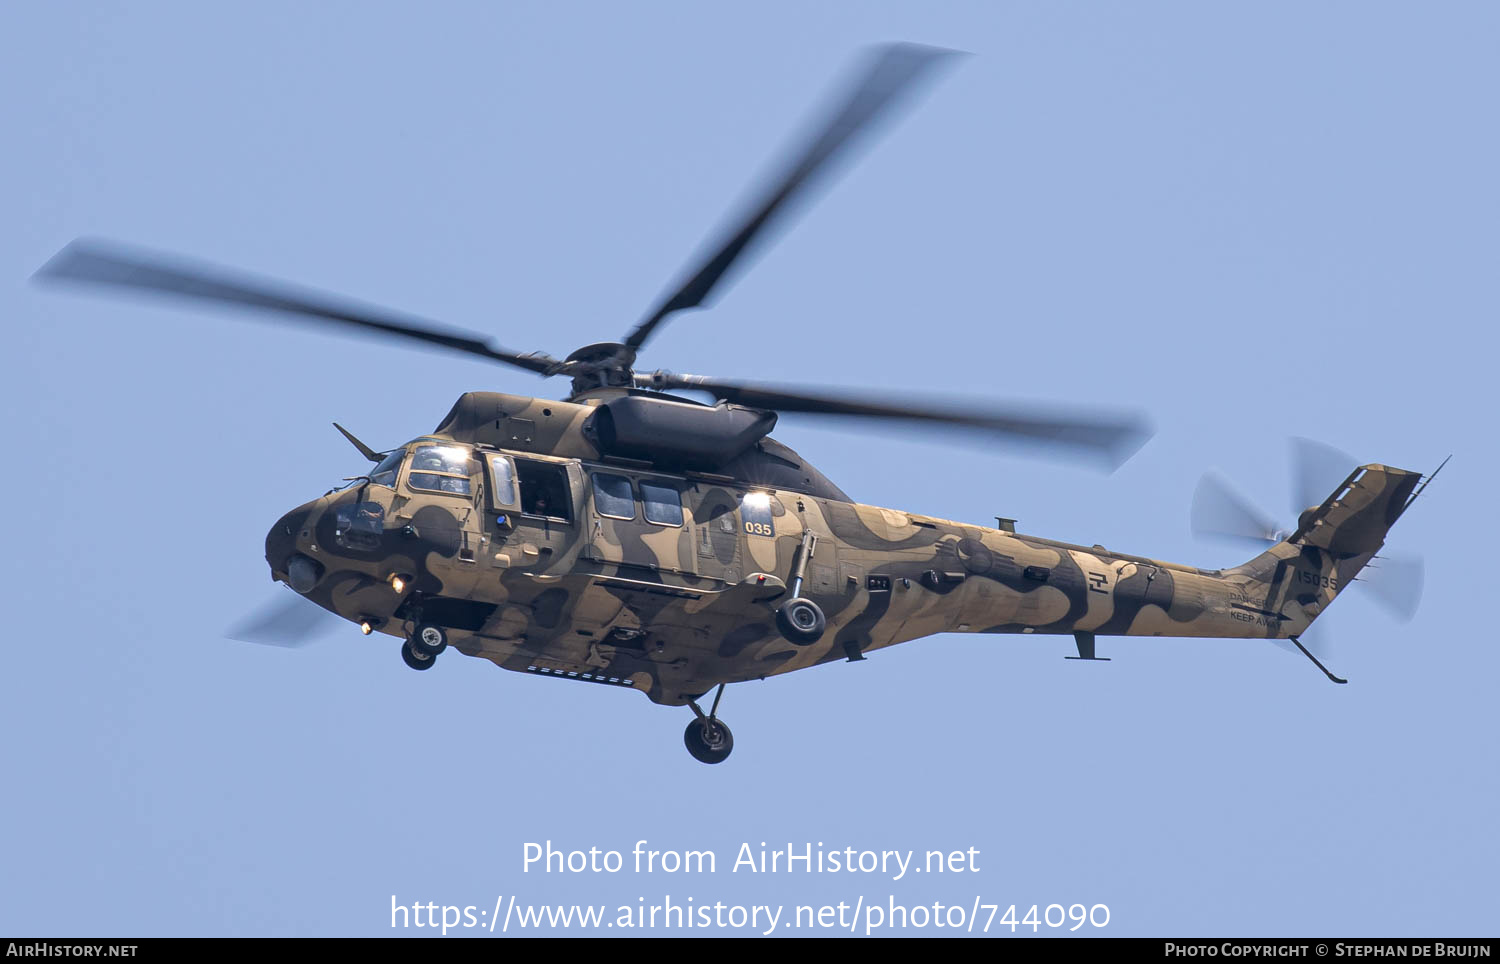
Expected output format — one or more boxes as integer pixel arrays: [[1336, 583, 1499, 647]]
[[411, 622, 447, 656], [401, 638, 436, 671], [683, 684, 733, 764], [399, 621, 447, 671]]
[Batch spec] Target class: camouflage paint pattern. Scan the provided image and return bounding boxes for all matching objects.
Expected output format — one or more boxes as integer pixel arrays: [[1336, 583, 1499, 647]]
[[265, 392, 1424, 707]]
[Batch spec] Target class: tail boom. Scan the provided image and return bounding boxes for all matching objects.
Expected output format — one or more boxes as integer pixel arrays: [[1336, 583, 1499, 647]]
[[916, 463, 1424, 645]]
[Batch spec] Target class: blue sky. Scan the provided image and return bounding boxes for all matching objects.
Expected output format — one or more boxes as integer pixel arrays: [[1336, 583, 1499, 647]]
[[2, 2, 1495, 937]]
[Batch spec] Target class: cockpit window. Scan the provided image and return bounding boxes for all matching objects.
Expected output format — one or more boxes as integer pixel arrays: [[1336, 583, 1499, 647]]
[[333, 501, 385, 551], [410, 445, 470, 474], [410, 472, 471, 495], [407, 445, 473, 496], [369, 450, 404, 487]]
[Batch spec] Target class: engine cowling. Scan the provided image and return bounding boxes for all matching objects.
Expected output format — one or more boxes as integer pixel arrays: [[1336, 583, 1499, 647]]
[[587, 395, 777, 470]]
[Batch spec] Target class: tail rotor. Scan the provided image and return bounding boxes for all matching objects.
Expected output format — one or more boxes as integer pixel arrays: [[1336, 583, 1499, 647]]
[[1190, 472, 1284, 546], [1190, 437, 1426, 624]]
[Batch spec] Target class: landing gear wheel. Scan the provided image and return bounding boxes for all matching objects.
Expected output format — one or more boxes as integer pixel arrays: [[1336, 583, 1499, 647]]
[[775, 597, 825, 645], [683, 717, 734, 765], [401, 639, 437, 671], [411, 622, 447, 657]]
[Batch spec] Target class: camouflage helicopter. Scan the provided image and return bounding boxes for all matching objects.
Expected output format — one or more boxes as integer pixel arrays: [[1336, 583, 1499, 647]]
[[37, 44, 1439, 764]]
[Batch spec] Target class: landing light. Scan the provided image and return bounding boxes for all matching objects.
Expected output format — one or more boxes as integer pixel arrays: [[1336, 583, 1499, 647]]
[[389, 574, 406, 593], [360, 621, 373, 635]]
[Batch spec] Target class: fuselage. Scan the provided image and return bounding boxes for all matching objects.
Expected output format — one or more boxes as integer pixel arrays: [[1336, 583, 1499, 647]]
[[263, 393, 1382, 706]]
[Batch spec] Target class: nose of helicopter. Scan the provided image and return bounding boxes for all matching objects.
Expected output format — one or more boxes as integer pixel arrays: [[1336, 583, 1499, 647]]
[[264, 501, 320, 586]]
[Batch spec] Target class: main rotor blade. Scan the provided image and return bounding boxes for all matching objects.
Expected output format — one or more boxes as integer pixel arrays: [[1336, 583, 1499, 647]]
[[1191, 473, 1282, 544], [624, 42, 962, 353], [35, 238, 559, 375], [1356, 552, 1424, 623], [1289, 436, 1356, 515], [226, 591, 342, 648], [645, 372, 1151, 469]]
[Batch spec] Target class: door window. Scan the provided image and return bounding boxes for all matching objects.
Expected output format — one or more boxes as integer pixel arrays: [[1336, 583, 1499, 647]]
[[487, 455, 518, 509], [515, 459, 573, 522]]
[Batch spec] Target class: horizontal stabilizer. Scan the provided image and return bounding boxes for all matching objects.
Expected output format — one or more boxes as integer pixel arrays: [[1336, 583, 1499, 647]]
[[1291, 464, 1422, 557]]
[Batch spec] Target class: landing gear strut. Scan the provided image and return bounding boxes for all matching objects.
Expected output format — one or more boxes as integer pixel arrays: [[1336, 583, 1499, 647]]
[[775, 530, 826, 645], [683, 684, 733, 765]]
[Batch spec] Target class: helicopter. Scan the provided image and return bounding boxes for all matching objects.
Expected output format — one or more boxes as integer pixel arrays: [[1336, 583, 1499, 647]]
[[35, 43, 1438, 764]]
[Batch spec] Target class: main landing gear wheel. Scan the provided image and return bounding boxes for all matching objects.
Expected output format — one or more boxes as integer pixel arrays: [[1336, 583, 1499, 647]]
[[683, 683, 733, 765], [684, 717, 734, 765], [775, 597, 825, 645], [411, 622, 447, 656], [401, 638, 437, 671]]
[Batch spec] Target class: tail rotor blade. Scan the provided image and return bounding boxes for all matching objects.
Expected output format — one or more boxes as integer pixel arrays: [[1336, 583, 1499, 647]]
[[1290, 437, 1356, 515], [1357, 553, 1424, 623], [227, 592, 341, 648], [1191, 473, 1281, 544]]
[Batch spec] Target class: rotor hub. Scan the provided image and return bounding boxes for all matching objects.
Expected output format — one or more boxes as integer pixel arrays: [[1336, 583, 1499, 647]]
[[563, 342, 636, 396]]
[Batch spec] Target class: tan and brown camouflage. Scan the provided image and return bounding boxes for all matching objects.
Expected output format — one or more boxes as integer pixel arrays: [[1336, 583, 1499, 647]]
[[265, 391, 1424, 708]]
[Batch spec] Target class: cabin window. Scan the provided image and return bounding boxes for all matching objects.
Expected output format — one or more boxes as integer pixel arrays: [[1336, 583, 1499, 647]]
[[640, 480, 684, 527], [369, 450, 404, 487], [591, 473, 636, 520], [515, 459, 572, 521], [407, 445, 472, 496]]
